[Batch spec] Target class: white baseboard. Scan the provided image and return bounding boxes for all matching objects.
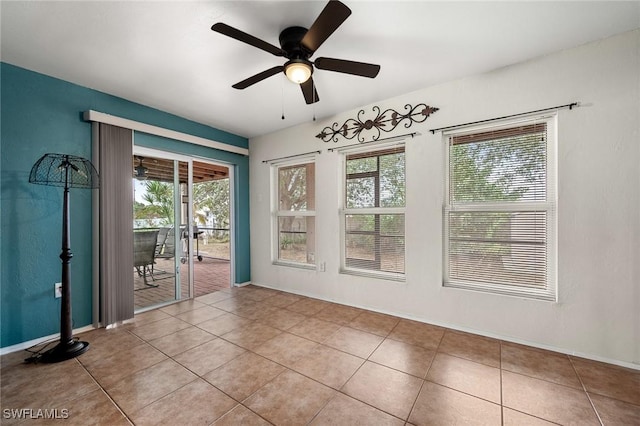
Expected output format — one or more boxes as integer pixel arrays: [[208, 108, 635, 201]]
[[0, 325, 96, 356], [235, 281, 252, 287]]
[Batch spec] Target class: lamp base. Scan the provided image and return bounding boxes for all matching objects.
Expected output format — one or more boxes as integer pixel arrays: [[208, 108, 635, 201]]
[[39, 340, 89, 363]]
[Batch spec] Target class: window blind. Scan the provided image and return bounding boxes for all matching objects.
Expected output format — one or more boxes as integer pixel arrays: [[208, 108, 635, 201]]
[[445, 120, 554, 299]]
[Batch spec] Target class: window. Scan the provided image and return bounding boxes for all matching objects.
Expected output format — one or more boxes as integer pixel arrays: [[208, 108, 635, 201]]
[[273, 161, 315, 267], [444, 116, 556, 300], [341, 144, 405, 279]]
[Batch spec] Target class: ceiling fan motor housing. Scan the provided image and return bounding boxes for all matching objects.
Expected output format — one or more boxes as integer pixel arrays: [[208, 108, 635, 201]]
[[279, 26, 310, 59]]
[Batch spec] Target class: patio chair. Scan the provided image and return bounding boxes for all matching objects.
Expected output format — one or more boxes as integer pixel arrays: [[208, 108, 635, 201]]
[[154, 226, 171, 257], [134, 229, 159, 288]]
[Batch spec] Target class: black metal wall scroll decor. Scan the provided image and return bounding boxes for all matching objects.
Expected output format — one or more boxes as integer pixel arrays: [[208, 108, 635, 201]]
[[315, 103, 439, 143]]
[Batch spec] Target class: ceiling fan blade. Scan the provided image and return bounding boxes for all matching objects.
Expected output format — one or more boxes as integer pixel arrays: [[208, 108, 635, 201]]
[[300, 77, 320, 104], [300, 0, 351, 54], [232, 66, 283, 89], [314, 57, 380, 78], [212, 22, 284, 57]]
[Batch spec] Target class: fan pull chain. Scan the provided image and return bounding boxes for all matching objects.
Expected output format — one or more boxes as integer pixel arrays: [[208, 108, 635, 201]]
[[281, 79, 285, 120], [312, 79, 316, 121]]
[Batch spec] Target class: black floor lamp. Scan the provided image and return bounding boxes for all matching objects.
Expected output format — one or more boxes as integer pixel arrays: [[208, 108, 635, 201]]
[[29, 153, 99, 363]]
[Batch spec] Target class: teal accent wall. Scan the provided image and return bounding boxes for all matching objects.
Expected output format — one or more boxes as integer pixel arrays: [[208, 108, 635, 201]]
[[0, 63, 250, 348]]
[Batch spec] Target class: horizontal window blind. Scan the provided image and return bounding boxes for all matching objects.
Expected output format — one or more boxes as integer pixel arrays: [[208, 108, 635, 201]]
[[343, 146, 405, 277], [448, 211, 547, 288], [445, 119, 555, 299]]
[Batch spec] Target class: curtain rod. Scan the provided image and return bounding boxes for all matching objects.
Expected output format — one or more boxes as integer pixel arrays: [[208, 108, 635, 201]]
[[261, 150, 321, 164], [429, 102, 579, 134], [327, 132, 417, 152]]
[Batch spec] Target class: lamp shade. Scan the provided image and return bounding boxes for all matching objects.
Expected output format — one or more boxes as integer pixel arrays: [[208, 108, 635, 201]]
[[284, 60, 313, 84], [29, 153, 99, 189]]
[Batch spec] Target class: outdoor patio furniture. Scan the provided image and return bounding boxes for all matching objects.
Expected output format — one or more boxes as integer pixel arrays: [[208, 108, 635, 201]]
[[134, 229, 159, 288]]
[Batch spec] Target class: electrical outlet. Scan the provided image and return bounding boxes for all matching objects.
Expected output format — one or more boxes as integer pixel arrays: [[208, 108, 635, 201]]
[[54, 282, 62, 298], [319, 262, 326, 272]]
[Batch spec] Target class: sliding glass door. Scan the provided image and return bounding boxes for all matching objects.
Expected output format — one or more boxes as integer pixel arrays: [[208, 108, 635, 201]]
[[132, 148, 193, 311]]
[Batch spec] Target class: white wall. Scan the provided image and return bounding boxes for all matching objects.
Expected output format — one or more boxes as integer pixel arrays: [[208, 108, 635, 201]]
[[249, 30, 640, 367]]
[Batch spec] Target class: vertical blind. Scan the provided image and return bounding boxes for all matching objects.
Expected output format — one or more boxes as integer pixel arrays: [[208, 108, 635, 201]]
[[446, 122, 553, 297], [98, 123, 135, 325], [344, 146, 405, 275]]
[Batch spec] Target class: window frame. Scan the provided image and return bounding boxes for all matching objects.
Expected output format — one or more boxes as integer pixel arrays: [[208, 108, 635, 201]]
[[339, 142, 406, 281], [443, 114, 557, 301], [271, 158, 317, 270]]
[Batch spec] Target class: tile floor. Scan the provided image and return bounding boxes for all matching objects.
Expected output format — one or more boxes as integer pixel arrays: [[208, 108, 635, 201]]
[[2, 285, 639, 425]]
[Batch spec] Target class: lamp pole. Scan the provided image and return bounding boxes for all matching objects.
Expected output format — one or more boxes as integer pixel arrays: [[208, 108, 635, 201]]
[[59, 158, 73, 346]]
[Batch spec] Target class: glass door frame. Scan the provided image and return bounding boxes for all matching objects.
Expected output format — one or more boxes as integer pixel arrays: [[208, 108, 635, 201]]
[[191, 157, 236, 288], [133, 146, 194, 307]]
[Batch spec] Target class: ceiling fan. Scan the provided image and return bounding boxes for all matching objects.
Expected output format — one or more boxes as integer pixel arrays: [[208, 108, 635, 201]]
[[211, 0, 380, 104], [134, 156, 148, 180]]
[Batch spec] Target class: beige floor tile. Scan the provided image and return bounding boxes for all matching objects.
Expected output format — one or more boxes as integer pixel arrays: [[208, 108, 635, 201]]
[[324, 326, 384, 358], [63, 388, 130, 426], [311, 393, 404, 425], [501, 342, 582, 388], [342, 361, 423, 420], [124, 309, 171, 327], [128, 316, 192, 341], [314, 303, 363, 325], [286, 298, 330, 315], [571, 357, 640, 405], [349, 310, 400, 337], [438, 330, 501, 368], [203, 352, 285, 401], [387, 319, 444, 350], [3, 289, 637, 426], [254, 332, 320, 368], [261, 292, 302, 308], [259, 307, 307, 330], [173, 338, 245, 376], [195, 291, 233, 305], [130, 378, 236, 425], [426, 353, 501, 403], [409, 381, 501, 426], [196, 312, 254, 336], [212, 404, 271, 426], [502, 370, 600, 425], [159, 299, 206, 315], [244, 369, 336, 425], [211, 296, 254, 313], [3, 389, 130, 426], [107, 359, 197, 415], [288, 317, 343, 343], [502, 408, 557, 425], [1, 359, 99, 410], [369, 338, 435, 378], [73, 328, 144, 365], [292, 345, 364, 389], [220, 322, 282, 350], [590, 393, 640, 425], [81, 343, 167, 389], [147, 326, 216, 356], [174, 305, 227, 325], [233, 301, 280, 321]]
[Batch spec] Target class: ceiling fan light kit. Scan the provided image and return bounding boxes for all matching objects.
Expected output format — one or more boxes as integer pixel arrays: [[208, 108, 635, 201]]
[[284, 60, 313, 84], [211, 0, 380, 105]]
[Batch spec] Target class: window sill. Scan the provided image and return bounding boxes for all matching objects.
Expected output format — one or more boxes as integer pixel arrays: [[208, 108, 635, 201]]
[[340, 268, 405, 282], [443, 280, 556, 302], [272, 261, 317, 271]]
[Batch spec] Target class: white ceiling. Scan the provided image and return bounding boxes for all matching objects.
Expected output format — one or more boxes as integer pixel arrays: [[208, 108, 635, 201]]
[[1, 1, 639, 139]]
